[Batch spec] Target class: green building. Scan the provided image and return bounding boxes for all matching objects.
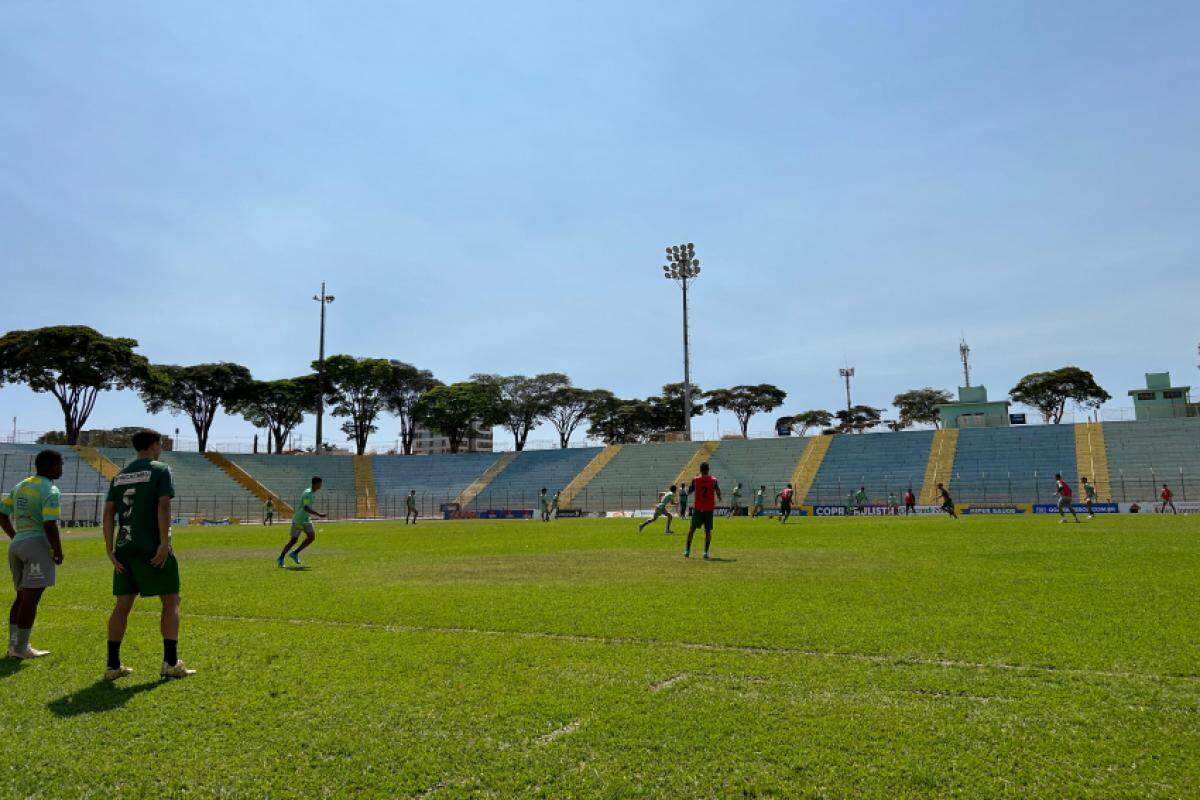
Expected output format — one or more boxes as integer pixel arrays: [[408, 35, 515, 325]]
[[937, 385, 1011, 429], [1128, 372, 1194, 421]]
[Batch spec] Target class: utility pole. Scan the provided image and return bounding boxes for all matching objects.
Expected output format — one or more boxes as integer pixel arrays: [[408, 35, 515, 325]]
[[839, 367, 855, 413], [662, 243, 701, 440], [960, 337, 972, 388], [313, 283, 335, 452]]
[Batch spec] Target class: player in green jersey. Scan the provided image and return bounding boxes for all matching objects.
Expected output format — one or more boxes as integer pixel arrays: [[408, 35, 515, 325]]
[[551, 491, 561, 517], [730, 483, 743, 516], [639, 485, 677, 533], [405, 490, 418, 525], [854, 486, 869, 514], [103, 430, 194, 680], [264, 498, 275, 526], [1, 449, 64, 660], [278, 477, 325, 566], [752, 486, 766, 518], [539, 488, 552, 522]]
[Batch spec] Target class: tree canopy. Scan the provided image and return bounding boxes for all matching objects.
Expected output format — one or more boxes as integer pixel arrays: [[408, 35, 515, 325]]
[[891, 388, 953, 430], [779, 409, 834, 437], [139, 362, 254, 452], [835, 405, 882, 434], [586, 395, 656, 445], [1009, 367, 1111, 423], [704, 384, 787, 438], [545, 386, 611, 449], [381, 361, 440, 455], [314, 355, 402, 455], [230, 376, 318, 453], [413, 381, 503, 453], [471, 372, 569, 451]]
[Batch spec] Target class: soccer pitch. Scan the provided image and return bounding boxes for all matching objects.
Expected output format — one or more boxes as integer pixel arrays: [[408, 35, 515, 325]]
[[3, 516, 1197, 798]]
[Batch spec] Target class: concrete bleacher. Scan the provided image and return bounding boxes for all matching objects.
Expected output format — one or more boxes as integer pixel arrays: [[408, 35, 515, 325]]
[[101, 448, 258, 520], [949, 425, 1077, 504], [702, 437, 812, 501], [469, 447, 602, 510], [372, 452, 501, 516], [805, 430, 934, 505], [0, 443, 109, 522], [1103, 418, 1200, 502], [227, 453, 358, 518], [574, 441, 701, 512]]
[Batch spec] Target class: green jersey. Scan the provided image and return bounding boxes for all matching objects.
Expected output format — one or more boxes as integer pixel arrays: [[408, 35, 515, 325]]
[[406, 494, 417, 510], [294, 488, 315, 523], [731, 487, 742, 502], [1, 475, 61, 544], [539, 494, 550, 510], [656, 490, 676, 509], [107, 458, 175, 555], [265, 501, 274, 513], [754, 489, 764, 506], [854, 490, 868, 504]]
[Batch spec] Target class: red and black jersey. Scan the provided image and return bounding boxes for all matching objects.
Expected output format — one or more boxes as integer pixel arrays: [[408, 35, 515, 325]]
[[1161, 487, 1173, 500], [779, 487, 794, 503], [1057, 479, 1072, 498], [689, 475, 719, 512]]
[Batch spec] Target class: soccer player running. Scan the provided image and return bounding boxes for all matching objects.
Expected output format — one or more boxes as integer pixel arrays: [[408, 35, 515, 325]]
[[538, 488, 551, 522], [1, 449, 64, 660], [684, 463, 722, 559], [1080, 477, 1097, 519], [903, 488, 916, 515], [103, 430, 193, 680], [278, 477, 325, 567], [936, 482, 958, 519], [638, 485, 677, 534], [264, 498, 275, 526], [405, 490, 418, 525], [752, 485, 766, 518], [1159, 484, 1177, 514], [775, 484, 795, 523], [1054, 473, 1080, 523]]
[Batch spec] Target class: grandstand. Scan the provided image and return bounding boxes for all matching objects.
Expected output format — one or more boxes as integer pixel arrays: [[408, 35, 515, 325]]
[[227, 453, 358, 518], [0, 443, 108, 523], [100, 448, 258, 520], [949, 425, 1077, 504], [468, 446, 602, 511], [702, 437, 812, 500], [805, 430, 935, 504], [572, 441, 701, 512], [373, 452, 502, 516], [1103, 418, 1200, 501]]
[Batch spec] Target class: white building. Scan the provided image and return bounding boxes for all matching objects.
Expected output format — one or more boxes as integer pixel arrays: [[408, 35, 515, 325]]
[[411, 421, 493, 454]]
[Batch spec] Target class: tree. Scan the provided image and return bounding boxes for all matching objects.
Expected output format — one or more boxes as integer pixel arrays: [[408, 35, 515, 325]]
[[892, 388, 953, 430], [835, 405, 882, 434], [381, 361, 440, 455], [413, 381, 503, 453], [546, 387, 612, 449], [586, 396, 656, 444], [646, 382, 705, 435], [1009, 367, 1111, 424], [139, 362, 254, 452], [704, 384, 787, 438], [315, 355, 401, 455], [230, 376, 318, 454], [471, 372, 569, 451], [0, 326, 150, 445], [38, 427, 175, 450], [782, 410, 834, 436]]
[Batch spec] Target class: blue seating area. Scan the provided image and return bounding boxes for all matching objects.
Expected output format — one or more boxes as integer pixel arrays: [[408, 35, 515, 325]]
[[1103, 419, 1200, 501], [229, 453, 358, 518], [470, 447, 602, 510], [950, 425, 1077, 503], [575, 441, 701, 512], [101, 449, 258, 520], [702, 438, 812, 503], [0, 443, 108, 523], [805, 431, 934, 505], [372, 452, 501, 516]]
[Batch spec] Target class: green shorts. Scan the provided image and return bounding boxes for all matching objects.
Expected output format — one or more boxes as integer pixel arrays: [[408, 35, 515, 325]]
[[113, 551, 181, 598], [689, 510, 714, 533]]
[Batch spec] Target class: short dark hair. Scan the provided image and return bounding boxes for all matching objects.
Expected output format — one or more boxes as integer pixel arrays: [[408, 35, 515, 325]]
[[1054, 473, 1062, 479], [312, 476, 323, 486], [699, 462, 709, 474], [131, 430, 161, 451], [34, 449, 63, 475]]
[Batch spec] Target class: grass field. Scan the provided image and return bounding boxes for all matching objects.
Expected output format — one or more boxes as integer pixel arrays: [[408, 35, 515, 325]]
[[2, 514, 1198, 798]]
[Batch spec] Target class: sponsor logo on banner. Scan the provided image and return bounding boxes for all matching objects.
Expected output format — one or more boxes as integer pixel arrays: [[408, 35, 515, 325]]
[[811, 504, 898, 516], [479, 509, 533, 520], [755, 507, 810, 517], [961, 504, 1031, 515], [1032, 503, 1118, 514], [1144, 500, 1200, 514], [555, 509, 583, 518]]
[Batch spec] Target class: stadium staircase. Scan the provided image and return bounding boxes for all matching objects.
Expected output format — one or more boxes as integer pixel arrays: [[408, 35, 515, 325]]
[[557, 445, 622, 509], [919, 429, 959, 505], [1073, 422, 1112, 500], [469, 447, 602, 510], [791, 435, 832, 502], [353, 455, 378, 518], [453, 451, 518, 508], [73, 445, 121, 480], [575, 441, 701, 511], [673, 440, 720, 487], [204, 452, 292, 515]]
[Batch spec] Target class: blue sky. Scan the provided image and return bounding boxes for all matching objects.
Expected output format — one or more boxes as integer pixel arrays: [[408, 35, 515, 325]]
[[2, 1, 1198, 450]]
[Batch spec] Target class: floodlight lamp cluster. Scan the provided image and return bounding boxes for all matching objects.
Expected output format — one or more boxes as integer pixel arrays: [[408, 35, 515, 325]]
[[313, 293, 335, 303], [662, 242, 701, 281]]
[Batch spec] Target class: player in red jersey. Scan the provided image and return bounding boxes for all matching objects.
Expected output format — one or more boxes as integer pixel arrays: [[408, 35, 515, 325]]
[[903, 488, 917, 515], [684, 462, 722, 560], [775, 484, 795, 523], [1054, 473, 1080, 523], [1160, 484, 1177, 514]]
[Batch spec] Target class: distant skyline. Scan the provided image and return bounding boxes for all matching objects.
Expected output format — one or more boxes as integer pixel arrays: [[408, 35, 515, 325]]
[[2, 2, 1198, 450]]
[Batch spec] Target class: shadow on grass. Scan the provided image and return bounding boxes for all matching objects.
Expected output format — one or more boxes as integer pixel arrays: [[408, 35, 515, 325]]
[[284, 565, 311, 572], [47, 678, 165, 717], [703, 557, 738, 563], [0, 658, 26, 680]]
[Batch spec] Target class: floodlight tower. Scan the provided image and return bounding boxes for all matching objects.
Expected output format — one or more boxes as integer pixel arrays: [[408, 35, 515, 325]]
[[313, 282, 335, 452], [663, 243, 701, 440], [839, 367, 855, 413], [960, 337, 972, 388]]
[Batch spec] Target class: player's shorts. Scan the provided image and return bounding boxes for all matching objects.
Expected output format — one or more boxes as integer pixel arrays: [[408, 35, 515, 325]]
[[689, 510, 714, 532], [653, 504, 670, 515], [1057, 496, 1073, 512], [780, 500, 792, 513], [941, 501, 955, 513], [8, 537, 56, 590], [112, 551, 181, 598], [289, 522, 316, 539]]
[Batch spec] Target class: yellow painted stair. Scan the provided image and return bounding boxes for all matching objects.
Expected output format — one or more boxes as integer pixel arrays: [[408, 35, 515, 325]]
[[353, 455, 378, 518], [1074, 422, 1112, 500], [790, 435, 833, 502], [203, 451, 292, 515], [919, 428, 960, 505], [454, 451, 518, 508], [558, 445, 623, 508], [673, 440, 721, 487], [73, 445, 121, 481]]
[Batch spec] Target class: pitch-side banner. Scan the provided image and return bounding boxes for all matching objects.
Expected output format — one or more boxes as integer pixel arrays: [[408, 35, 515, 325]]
[[961, 503, 1032, 515], [1121, 500, 1200, 514], [1031, 502, 1119, 514]]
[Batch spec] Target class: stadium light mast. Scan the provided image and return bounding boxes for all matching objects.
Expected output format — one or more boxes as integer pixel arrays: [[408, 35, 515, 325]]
[[313, 282, 335, 452], [839, 367, 854, 413], [663, 243, 701, 440], [959, 337, 972, 388]]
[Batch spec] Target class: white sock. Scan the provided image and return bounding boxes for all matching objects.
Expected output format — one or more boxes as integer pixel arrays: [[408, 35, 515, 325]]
[[8, 623, 16, 650]]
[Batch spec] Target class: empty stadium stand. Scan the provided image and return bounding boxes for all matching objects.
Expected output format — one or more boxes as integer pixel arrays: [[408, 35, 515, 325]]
[[0, 443, 109, 523], [949, 425, 1077, 504], [702, 437, 812, 501], [469, 447, 602, 510], [226, 453, 357, 518], [805, 430, 935, 504], [101, 448, 259, 520], [372, 452, 502, 516], [573, 441, 701, 512], [1103, 418, 1200, 502]]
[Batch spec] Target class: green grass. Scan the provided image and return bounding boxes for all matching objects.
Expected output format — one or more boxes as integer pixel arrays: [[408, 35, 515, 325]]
[[2, 515, 1198, 798]]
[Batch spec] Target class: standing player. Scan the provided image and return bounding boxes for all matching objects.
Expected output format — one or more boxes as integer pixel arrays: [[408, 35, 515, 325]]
[[278, 477, 325, 566], [1, 449, 64, 660], [887, 491, 899, 515], [263, 498, 275, 526], [103, 430, 194, 680], [538, 488, 551, 522], [1080, 477, 1097, 519], [551, 490, 561, 518], [684, 463, 722, 559], [752, 485, 766, 518], [936, 482, 958, 519], [638, 485, 677, 533], [1054, 473, 1080, 523], [405, 490, 418, 525], [775, 483, 795, 524], [678, 485, 689, 520], [729, 483, 743, 517], [854, 486, 869, 514], [1160, 484, 1177, 514]]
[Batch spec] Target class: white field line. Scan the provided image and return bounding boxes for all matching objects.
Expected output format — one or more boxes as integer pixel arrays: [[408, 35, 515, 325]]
[[56, 604, 1199, 685], [534, 719, 581, 746], [651, 672, 691, 692]]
